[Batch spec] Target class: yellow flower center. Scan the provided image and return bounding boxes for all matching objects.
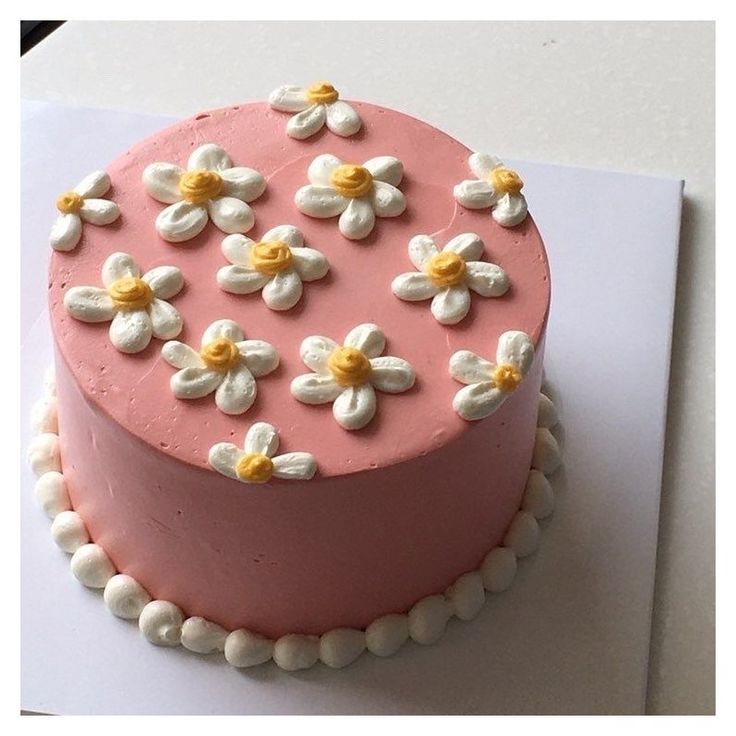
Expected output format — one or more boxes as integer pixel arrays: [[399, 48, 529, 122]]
[[200, 338, 240, 372], [178, 169, 223, 204], [425, 251, 467, 288], [489, 166, 524, 196], [108, 277, 154, 311], [330, 164, 373, 199], [56, 191, 84, 214], [492, 363, 522, 392], [327, 346, 372, 387], [306, 81, 339, 105], [250, 241, 294, 276], [235, 453, 274, 483]]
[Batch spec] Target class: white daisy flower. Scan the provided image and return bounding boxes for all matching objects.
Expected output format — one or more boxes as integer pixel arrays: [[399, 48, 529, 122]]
[[294, 154, 406, 240], [161, 319, 279, 416], [50, 170, 120, 252], [453, 153, 528, 228], [449, 331, 534, 421], [391, 233, 509, 325], [217, 225, 329, 311], [63, 252, 183, 354], [142, 143, 266, 243], [209, 422, 316, 484], [290, 323, 415, 431], [268, 81, 362, 140]]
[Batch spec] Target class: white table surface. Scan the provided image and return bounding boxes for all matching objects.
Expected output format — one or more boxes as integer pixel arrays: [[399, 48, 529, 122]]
[[20, 20, 715, 715]]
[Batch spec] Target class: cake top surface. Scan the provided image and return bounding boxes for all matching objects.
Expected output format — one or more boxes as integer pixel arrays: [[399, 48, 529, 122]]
[[49, 97, 550, 478]]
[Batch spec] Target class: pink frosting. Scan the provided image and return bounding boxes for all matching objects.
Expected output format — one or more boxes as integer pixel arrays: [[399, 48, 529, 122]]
[[48, 100, 551, 636]]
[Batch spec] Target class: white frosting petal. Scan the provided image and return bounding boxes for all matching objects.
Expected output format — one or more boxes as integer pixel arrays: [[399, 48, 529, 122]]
[[369, 356, 416, 393], [73, 169, 111, 198], [63, 286, 116, 323], [453, 381, 505, 421], [34, 471, 70, 518], [142, 162, 185, 204], [365, 614, 409, 657], [291, 247, 330, 282], [109, 309, 153, 354], [238, 340, 280, 377], [142, 265, 184, 300], [448, 571, 485, 621], [339, 197, 375, 240], [207, 196, 255, 235], [214, 364, 257, 415], [333, 384, 377, 430], [299, 335, 339, 373], [431, 284, 471, 325], [295, 185, 348, 218], [307, 154, 343, 186], [208, 442, 243, 480], [28, 433, 61, 476], [453, 179, 495, 210], [537, 393, 559, 428], [244, 422, 279, 457], [492, 193, 528, 228], [148, 298, 182, 340], [51, 510, 89, 553], [225, 629, 274, 667], [272, 634, 320, 671], [531, 428, 562, 474], [217, 265, 270, 294], [371, 181, 406, 218], [444, 232, 484, 261], [30, 394, 58, 434], [324, 100, 362, 137], [139, 600, 184, 647], [469, 152, 502, 179], [49, 213, 82, 252], [102, 251, 139, 285], [104, 574, 151, 619], [286, 103, 327, 140], [363, 155, 403, 186], [290, 373, 343, 404], [448, 350, 493, 385], [71, 543, 115, 588], [408, 234, 440, 269], [480, 547, 517, 593], [219, 167, 266, 202], [181, 617, 228, 654], [261, 224, 304, 249], [522, 469, 555, 519], [465, 261, 510, 297], [391, 272, 439, 302], [170, 367, 223, 399], [187, 143, 232, 172], [408, 595, 452, 645], [503, 511, 540, 557], [202, 318, 244, 344], [156, 201, 209, 243], [496, 330, 535, 374], [79, 199, 120, 226], [221, 233, 254, 265], [272, 452, 317, 480], [319, 628, 365, 668], [261, 268, 303, 311], [268, 84, 310, 113], [343, 322, 385, 358]]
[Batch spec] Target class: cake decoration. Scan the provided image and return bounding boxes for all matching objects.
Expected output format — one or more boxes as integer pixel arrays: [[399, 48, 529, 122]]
[[449, 330, 534, 420], [391, 233, 510, 325], [453, 153, 528, 228], [217, 225, 329, 311], [63, 252, 184, 354], [294, 153, 406, 240], [49, 170, 120, 252], [142, 143, 266, 242], [209, 422, 317, 483], [161, 319, 278, 416], [268, 82, 362, 139], [290, 323, 415, 430]]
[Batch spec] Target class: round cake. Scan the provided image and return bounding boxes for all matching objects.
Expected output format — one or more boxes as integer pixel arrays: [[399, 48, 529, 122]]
[[32, 84, 558, 669]]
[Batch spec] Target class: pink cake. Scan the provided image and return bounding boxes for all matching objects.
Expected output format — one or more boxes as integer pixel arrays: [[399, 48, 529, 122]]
[[29, 84, 560, 670]]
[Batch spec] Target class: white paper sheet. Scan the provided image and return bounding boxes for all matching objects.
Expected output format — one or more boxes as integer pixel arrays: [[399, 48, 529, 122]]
[[20, 100, 682, 715]]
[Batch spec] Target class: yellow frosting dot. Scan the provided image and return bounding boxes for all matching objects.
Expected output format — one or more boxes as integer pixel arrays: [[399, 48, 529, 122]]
[[56, 191, 84, 214], [200, 338, 240, 372], [425, 251, 467, 288], [250, 241, 294, 275], [330, 164, 373, 199], [236, 453, 274, 483], [178, 169, 223, 204], [489, 167, 524, 196], [108, 277, 154, 312], [306, 82, 339, 105], [492, 363, 522, 392], [327, 346, 372, 387]]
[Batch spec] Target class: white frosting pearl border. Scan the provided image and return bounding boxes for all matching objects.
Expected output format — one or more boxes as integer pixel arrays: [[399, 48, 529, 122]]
[[28, 368, 561, 671]]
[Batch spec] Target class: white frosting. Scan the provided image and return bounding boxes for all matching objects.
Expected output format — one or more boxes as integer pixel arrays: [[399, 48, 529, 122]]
[[522, 469, 555, 519], [70, 543, 115, 588], [50, 170, 120, 252], [408, 595, 452, 645], [269, 83, 362, 139], [532, 428, 562, 474], [162, 319, 278, 415], [537, 393, 559, 428], [139, 601, 184, 647], [217, 225, 329, 311], [63, 252, 184, 354], [181, 616, 228, 654], [365, 613, 409, 657], [272, 633, 320, 671], [34, 470, 70, 518], [480, 547, 518, 593], [142, 143, 265, 242], [453, 153, 528, 228], [448, 571, 486, 621], [319, 628, 366, 669], [294, 154, 406, 240], [209, 421, 316, 483], [50, 510, 89, 553], [43, 364, 56, 396], [391, 233, 509, 325], [503, 511, 540, 558], [30, 395, 58, 435], [224, 629, 274, 668], [450, 331, 535, 421], [27, 433, 61, 477], [290, 323, 415, 430], [103, 574, 152, 619]]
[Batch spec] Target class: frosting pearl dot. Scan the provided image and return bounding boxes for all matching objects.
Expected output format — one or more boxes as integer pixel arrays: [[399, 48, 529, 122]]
[[139, 600, 184, 647], [181, 616, 228, 654], [70, 543, 116, 588], [408, 595, 452, 645], [365, 613, 409, 657], [224, 629, 274, 668], [319, 628, 365, 669], [51, 510, 89, 553], [448, 571, 485, 621], [273, 633, 320, 671], [532, 428, 562, 474], [522, 470, 555, 519], [27, 433, 61, 477], [503, 511, 540, 558], [30, 395, 58, 435], [34, 470, 70, 519], [104, 574, 152, 619], [480, 547, 517, 593]]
